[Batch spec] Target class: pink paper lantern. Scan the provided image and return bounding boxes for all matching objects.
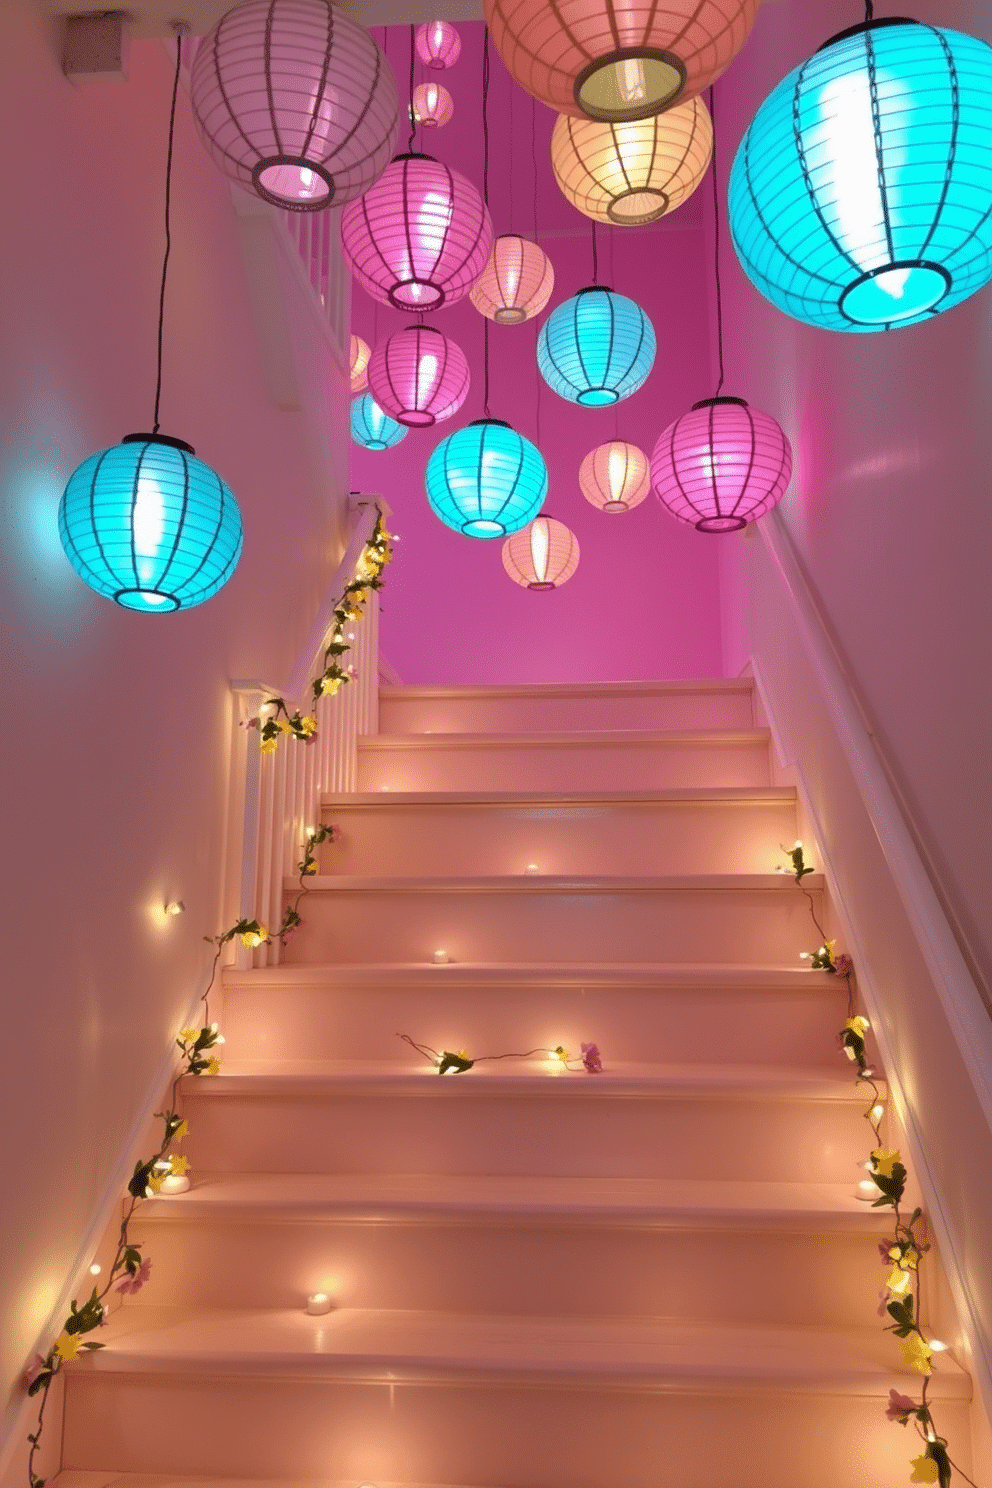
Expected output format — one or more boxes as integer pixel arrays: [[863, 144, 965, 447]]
[[415, 20, 462, 70], [367, 325, 470, 427], [651, 396, 792, 532], [189, 0, 399, 211], [502, 516, 580, 589], [470, 235, 555, 325], [412, 82, 454, 129], [579, 441, 650, 512], [349, 334, 371, 391], [341, 153, 493, 311]]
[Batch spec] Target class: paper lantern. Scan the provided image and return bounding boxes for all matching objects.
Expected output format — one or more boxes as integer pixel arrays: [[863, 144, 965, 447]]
[[470, 235, 555, 324], [412, 82, 454, 129], [416, 20, 462, 70], [579, 441, 650, 512], [538, 286, 656, 405], [350, 334, 371, 391], [367, 325, 470, 427], [59, 434, 243, 611], [350, 392, 408, 450], [425, 418, 548, 537], [190, 0, 399, 211], [484, 0, 758, 121], [651, 397, 792, 532], [728, 18, 992, 333], [341, 153, 493, 310], [502, 516, 580, 588], [551, 96, 712, 226]]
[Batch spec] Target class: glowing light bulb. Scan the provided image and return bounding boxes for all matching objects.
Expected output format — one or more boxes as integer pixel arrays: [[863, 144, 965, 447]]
[[432, 949, 450, 964], [525, 863, 540, 874], [166, 899, 185, 916], [929, 1338, 949, 1352], [870, 1104, 885, 1121], [160, 1173, 191, 1194], [306, 1292, 332, 1315], [89, 1263, 102, 1276]]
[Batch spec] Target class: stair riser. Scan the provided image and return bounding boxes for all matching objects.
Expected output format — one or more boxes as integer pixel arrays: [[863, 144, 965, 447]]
[[378, 688, 755, 735], [280, 885, 819, 966], [318, 799, 798, 878], [63, 1372, 971, 1488], [180, 1089, 869, 1183], [220, 980, 846, 1069], [357, 738, 771, 793], [128, 1216, 883, 1327]]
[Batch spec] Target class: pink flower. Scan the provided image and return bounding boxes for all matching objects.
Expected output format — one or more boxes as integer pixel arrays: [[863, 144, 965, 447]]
[[23, 1354, 46, 1389], [834, 953, 854, 977], [242, 716, 260, 731], [580, 1041, 602, 1073], [878, 1238, 896, 1262], [886, 1388, 919, 1420], [834, 1031, 847, 1052], [877, 1287, 892, 1317], [117, 1257, 152, 1295]]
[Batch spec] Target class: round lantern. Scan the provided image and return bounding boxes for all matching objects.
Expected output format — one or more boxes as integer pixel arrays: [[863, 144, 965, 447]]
[[341, 153, 493, 311], [350, 392, 409, 450], [502, 516, 580, 589], [651, 397, 792, 532], [189, 0, 399, 211], [59, 433, 243, 612], [350, 334, 371, 391], [416, 20, 462, 70], [425, 418, 548, 538], [579, 440, 650, 512], [367, 325, 470, 427], [551, 96, 712, 226], [728, 18, 992, 333], [538, 286, 656, 406], [471, 235, 555, 324], [484, 0, 758, 121], [412, 82, 454, 129]]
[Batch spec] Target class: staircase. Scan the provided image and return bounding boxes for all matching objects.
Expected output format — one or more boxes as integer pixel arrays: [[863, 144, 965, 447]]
[[60, 678, 972, 1488]]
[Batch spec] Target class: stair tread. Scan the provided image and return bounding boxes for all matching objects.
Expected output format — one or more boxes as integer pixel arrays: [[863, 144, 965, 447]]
[[361, 728, 769, 749], [139, 1171, 889, 1228], [323, 786, 795, 807], [380, 679, 753, 699], [222, 961, 832, 990], [80, 1307, 969, 1393], [281, 872, 823, 893]]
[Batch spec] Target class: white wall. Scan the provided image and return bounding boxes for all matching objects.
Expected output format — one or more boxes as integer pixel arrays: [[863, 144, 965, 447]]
[[0, 13, 350, 1467]]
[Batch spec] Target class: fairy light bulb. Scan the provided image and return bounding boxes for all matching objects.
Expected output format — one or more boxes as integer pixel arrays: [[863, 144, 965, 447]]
[[89, 1263, 102, 1275], [870, 1103, 885, 1121]]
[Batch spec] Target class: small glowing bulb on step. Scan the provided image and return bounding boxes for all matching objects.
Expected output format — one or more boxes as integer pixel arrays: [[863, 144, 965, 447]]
[[794, 840, 803, 850], [160, 1173, 191, 1194], [89, 1263, 101, 1276], [856, 1180, 877, 1200], [870, 1104, 885, 1121], [166, 900, 185, 916], [929, 1338, 949, 1352], [432, 949, 450, 964], [306, 1292, 332, 1315], [799, 952, 810, 961], [525, 863, 539, 874], [306, 826, 316, 839]]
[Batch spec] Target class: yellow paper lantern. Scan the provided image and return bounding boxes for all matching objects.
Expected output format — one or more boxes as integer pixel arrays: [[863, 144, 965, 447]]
[[579, 441, 650, 512], [551, 96, 712, 226], [471, 234, 555, 325], [349, 334, 371, 390], [502, 516, 580, 589]]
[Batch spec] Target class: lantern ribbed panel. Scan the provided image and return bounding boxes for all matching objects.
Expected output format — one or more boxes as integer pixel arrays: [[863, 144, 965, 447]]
[[425, 419, 548, 538], [552, 97, 712, 225], [350, 334, 371, 390], [59, 436, 243, 612], [412, 82, 454, 129], [650, 397, 792, 532], [579, 440, 650, 511], [502, 516, 580, 588], [367, 325, 470, 427], [483, 0, 758, 120], [471, 235, 555, 324], [538, 286, 656, 405], [341, 154, 494, 310], [416, 20, 462, 69], [190, 0, 399, 211], [350, 391, 408, 449], [728, 20, 992, 332]]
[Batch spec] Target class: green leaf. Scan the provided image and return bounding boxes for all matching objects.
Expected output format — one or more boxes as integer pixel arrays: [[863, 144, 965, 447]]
[[438, 1051, 474, 1074], [26, 1372, 53, 1398]]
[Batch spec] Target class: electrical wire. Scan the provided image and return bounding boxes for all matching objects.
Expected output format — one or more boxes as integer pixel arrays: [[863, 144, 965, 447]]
[[482, 26, 492, 416], [591, 220, 599, 283], [408, 23, 417, 151], [152, 27, 185, 434], [709, 84, 726, 398]]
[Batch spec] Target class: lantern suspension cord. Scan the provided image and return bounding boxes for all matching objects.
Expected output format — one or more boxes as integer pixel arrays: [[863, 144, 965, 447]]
[[865, 1, 874, 19], [482, 26, 491, 416], [152, 26, 186, 435], [408, 23, 417, 150], [709, 84, 726, 398], [530, 94, 542, 445], [591, 220, 599, 283], [531, 95, 539, 242]]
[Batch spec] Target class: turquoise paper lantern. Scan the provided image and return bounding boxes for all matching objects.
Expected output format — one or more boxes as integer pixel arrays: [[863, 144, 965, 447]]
[[59, 433, 243, 612], [537, 285, 656, 405], [350, 392, 408, 450], [425, 418, 548, 538], [728, 18, 992, 333]]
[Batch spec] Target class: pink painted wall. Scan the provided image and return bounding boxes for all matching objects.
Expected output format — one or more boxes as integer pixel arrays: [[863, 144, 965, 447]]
[[0, 15, 350, 1467], [351, 22, 726, 684], [715, 0, 992, 997]]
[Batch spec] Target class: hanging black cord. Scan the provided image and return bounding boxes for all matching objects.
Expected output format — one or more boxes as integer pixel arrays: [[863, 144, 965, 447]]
[[865, 1, 874, 19], [709, 84, 726, 398], [407, 23, 417, 150], [531, 95, 539, 242], [591, 220, 599, 283], [482, 27, 491, 416], [152, 28, 185, 434]]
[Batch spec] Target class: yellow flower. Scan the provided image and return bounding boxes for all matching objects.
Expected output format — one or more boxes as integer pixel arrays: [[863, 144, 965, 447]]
[[553, 1045, 569, 1063], [300, 715, 318, 735], [302, 859, 318, 875], [321, 676, 341, 697], [846, 1015, 870, 1038], [178, 1027, 200, 1046], [55, 1332, 81, 1364], [277, 718, 295, 736], [146, 1173, 163, 1194], [169, 1154, 190, 1177], [886, 1263, 914, 1297], [872, 1146, 901, 1177], [205, 1056, 221, 1076], [171, 1119, 189, 1143], [260, 736, 278, 754], [910, 1455, 940, 1483], [900, 1335, 933, 1376]]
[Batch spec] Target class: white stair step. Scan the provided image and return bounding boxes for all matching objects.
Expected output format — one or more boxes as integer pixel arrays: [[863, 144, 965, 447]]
[[279, 874, 823, 966], [357, 729, 772, 793], [317, 787, 799, 878]]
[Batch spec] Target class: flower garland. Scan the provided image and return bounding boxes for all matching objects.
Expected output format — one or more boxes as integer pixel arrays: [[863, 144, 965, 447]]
[[21, 821, 339, 1487], [787, 843, 980, 1488], [398, 1033, 603, 1074], [245, 513, 392, 752]]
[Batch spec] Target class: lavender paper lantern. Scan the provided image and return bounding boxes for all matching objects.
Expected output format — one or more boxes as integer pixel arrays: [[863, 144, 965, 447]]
[[650, 396, 792, 532], [367, 325, 470, 427], [341, 153, 493, 310], [415, 20, 462, 70], [190, 0, 399, 211]]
